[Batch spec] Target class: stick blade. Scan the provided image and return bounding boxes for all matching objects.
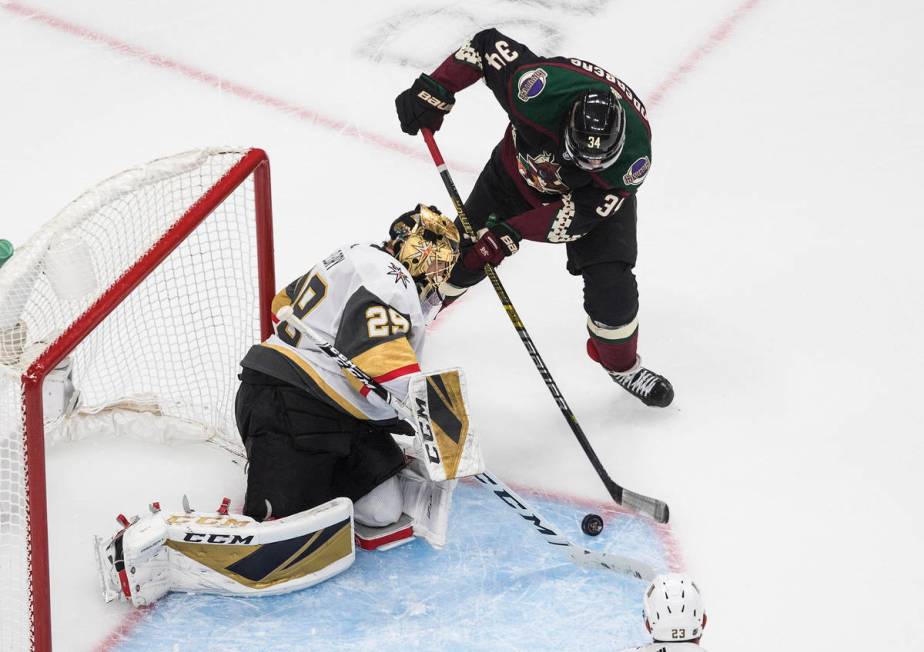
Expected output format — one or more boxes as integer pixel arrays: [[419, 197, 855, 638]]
[[620, 490, 670, 524], [568, 547, 656, 581]]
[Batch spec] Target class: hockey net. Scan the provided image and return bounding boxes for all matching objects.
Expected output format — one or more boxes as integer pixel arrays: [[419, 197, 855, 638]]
[[0, 148, 274, 651]]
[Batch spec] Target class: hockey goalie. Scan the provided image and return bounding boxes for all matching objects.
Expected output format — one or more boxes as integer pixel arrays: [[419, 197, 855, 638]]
[[95, 204, 485, 605]]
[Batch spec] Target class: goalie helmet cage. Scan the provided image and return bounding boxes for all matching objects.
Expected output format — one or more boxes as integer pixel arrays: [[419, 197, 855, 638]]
[[0, 148, 275, 651]]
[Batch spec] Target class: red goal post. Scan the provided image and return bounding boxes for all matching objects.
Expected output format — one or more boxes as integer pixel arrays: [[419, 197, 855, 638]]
[[0, 148, 275, 651]]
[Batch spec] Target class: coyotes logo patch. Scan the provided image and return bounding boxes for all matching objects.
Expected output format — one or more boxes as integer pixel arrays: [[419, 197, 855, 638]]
[[516, 151, 570, 194]]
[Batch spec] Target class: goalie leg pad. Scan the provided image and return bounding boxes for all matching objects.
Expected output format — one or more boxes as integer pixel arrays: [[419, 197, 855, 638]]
[[399, 459, 456, 549], [95, 497, 356, 606]]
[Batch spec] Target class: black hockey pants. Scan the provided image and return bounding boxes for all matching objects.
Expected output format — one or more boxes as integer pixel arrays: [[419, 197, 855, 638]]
[[234, 368, 406, 520]]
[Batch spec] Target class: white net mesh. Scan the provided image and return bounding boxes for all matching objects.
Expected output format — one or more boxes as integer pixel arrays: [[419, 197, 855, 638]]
[[0, 148, 269, 651], [0, 372, 29, 652]]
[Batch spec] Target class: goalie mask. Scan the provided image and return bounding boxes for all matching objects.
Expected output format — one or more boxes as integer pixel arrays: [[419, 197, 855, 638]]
[[388, 204, 460, 315]]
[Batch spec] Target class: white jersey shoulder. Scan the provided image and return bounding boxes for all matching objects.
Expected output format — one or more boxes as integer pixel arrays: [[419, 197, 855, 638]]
[[317, 244, 423, 330], [339, 244, 421, 317], [257, 244, 426, 421]]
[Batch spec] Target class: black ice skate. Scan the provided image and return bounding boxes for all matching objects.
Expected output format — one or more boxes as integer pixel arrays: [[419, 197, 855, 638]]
[[607, 358, 674, 407]]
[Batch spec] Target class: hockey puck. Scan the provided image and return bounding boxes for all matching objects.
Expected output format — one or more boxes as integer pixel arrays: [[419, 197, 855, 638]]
[[581, 513, 604, 536]]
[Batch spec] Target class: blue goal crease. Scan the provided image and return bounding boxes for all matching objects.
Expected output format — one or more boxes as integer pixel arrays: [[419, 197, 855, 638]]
[[112, 482, 675, 652]]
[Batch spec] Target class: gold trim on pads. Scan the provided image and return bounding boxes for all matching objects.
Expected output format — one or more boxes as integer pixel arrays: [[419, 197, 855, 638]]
[[166, 522, 353, 590]]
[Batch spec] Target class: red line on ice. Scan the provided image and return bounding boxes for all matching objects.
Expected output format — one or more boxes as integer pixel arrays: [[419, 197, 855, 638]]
[[506, 479, 686, 573], [647, 0, 764, 108], [1, 1, 477, 174], [94, 606, 149, 652], [1, 0, 762, 170]]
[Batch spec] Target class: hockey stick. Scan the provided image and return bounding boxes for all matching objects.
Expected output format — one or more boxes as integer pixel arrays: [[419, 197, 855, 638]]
[[419, 129, 669, 524], [275, 305, 412, 417], [474, 471, 654, 580], [275, 305, 653, 580]]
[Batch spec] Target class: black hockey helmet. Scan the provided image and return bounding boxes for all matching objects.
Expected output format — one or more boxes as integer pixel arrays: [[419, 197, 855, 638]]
[[563, 89, 626, 171]]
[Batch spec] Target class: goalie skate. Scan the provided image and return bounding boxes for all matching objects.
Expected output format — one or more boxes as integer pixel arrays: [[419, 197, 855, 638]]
[[608, 357, 674, 407], [94, 523, 133, 604], [354, 513, 415, 551]]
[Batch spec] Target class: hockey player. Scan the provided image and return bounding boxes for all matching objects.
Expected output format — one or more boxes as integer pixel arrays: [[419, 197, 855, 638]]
[[235, 204, 472, 541], [630, 573, 709, 651], [395, 28, 673, 407], [93, 206, 479, 608]]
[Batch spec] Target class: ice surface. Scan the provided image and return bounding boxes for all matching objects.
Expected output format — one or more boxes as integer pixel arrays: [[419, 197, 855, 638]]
[[108, 482, 675, 652], [1, 0, 923, 650], [43, 435, 245, 652]]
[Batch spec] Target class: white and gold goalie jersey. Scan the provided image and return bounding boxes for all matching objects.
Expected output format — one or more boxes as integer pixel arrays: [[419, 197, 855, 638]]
[[241, 244, 426, 423]]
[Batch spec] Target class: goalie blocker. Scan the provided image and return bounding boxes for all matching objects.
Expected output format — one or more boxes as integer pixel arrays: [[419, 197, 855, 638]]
[[394, 367, 483, 482], [361, 367, 484, 550]]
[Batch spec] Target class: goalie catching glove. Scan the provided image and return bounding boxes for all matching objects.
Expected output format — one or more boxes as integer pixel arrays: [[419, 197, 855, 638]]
[[94, 497, 354, 607]]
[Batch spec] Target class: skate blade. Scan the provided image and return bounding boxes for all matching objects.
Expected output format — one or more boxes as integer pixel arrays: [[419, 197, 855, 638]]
[[92, 534, 122, 603]]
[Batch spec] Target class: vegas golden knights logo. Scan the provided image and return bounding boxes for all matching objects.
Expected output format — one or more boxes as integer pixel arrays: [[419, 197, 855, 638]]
[[425, 371, 470, 479], [166, 519, 352, 589]]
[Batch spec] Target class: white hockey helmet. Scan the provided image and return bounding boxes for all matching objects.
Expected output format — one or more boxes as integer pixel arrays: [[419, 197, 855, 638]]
[[643, 573, 706, 642]]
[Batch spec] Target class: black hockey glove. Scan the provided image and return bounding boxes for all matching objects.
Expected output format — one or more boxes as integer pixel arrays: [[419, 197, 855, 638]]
[[395, 74, 455, 136], [462, 223, 521, 271]]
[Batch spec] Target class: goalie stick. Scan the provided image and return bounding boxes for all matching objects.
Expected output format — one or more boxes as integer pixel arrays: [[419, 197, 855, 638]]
[[276, 305, 653, 580], [275, 305, 410, 416], [474, 471, 654, 580], [419, 129, 669, 524]]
